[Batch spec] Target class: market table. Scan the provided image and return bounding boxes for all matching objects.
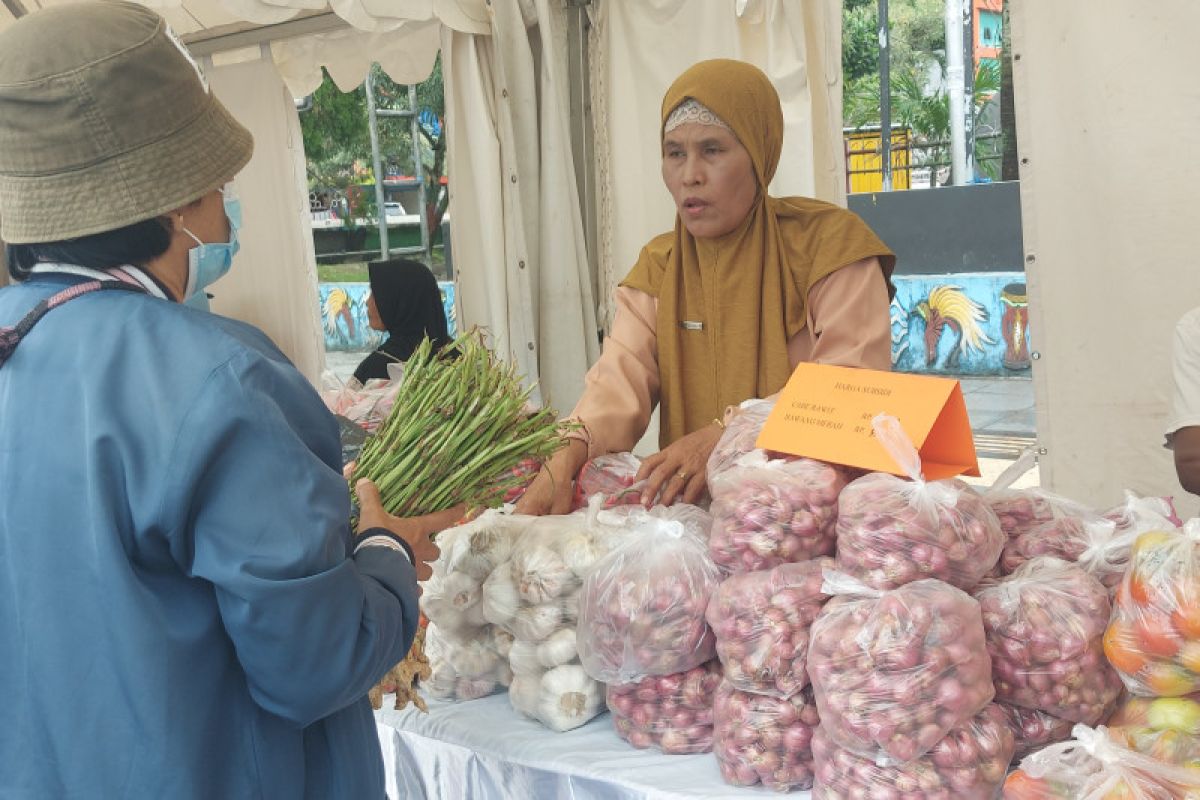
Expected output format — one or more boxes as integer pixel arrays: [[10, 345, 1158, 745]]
[[374, 693, 811, 799]]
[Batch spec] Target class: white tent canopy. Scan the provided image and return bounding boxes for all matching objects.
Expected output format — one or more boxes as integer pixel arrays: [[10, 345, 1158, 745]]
[[1, 0, 835, 418]]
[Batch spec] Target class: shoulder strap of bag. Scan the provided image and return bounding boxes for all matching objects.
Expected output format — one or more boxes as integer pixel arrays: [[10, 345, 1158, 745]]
[[0, 280, 148, 369]]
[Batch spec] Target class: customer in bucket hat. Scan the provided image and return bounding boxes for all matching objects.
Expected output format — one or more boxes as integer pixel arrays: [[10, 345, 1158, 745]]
[[0, 3, 456, 798]]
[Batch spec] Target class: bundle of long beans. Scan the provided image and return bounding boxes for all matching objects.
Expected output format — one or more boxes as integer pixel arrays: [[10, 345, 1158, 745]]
[[350, 330, 569, 518]]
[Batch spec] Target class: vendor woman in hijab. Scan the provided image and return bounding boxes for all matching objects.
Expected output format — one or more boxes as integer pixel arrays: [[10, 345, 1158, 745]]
[[518, 59, 895, 515], [351, 257, 451, 386]]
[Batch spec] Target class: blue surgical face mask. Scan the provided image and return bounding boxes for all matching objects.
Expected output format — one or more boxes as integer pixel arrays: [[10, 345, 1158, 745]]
[[181, 189, 241, 304]]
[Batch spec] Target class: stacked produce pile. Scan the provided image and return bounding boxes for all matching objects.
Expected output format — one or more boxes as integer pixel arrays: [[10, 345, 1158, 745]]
[[1104, 523, 1200, 699], [607, 661, 723, 754], [814, 704, 1015, 799], [1004, 724, 1200, 798], [1108, 695, 1200, 771], [577, 505, 724, 752], [704, 558, 831, 790], [420, 511, 522, 702], [990, 491, 1176, 592], [419, 504, 622, 731], [500, 508, 621, 731], [714, 682, 822, 791], [978, 557, 1123, 755], [808, 575, 996, 762], [835, 470, 1005, 591], [708, 453, 849, 572]]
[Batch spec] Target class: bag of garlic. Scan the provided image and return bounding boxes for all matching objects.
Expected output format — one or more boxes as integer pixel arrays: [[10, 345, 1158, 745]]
[[500, 499, 622, 731], [417, 510, 526, 702], [577, 504, 722, 685], [423, 622, 513, 702]]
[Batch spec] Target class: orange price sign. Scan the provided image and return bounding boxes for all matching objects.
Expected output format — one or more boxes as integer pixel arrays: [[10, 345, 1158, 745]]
[[755, 363, 979, 479]]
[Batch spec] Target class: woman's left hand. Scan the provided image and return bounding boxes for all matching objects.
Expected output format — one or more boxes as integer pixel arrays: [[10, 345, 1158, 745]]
[[635, 423, 723, 507]]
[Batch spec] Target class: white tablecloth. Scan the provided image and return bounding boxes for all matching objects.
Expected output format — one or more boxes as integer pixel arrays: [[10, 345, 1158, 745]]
[[375, 693, 812, 799]]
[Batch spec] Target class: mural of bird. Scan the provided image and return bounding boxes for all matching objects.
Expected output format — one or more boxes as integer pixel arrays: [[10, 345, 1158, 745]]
[[323, 287, 356, 341], [912, 285, 995, 369]]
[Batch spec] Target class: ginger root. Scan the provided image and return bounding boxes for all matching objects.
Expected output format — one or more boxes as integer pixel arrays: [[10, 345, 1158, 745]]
[[369, 627, 433, 712]]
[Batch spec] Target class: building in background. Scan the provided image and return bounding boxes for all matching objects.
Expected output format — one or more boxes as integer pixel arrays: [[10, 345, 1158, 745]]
[[974, 0, 1003, 73]]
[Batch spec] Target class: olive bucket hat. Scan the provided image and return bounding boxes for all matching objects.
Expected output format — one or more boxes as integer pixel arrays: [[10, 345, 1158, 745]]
[[0, 0, 254, 244]]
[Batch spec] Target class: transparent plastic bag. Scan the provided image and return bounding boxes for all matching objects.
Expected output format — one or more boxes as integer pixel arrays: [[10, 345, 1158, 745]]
[[607, 660, 722, 755], [835, 415, 1005, 591], [1001, 703, 1076, 761], [422, 622, 509, 702], [808, 572, 995, 763], [577, 504, 720, 684], [499, 503, 622, 732], [705, 398, 776, 482], [712, 680, 820, 792], [1004, 724, 1200, 799], [979, 557, 1122, 724], [705, 557, 833, 698], [708, 451, 848, 573], [318, 369, 401, 433], [813, 704, 1015, 800], [1104, 522, 1200, 698], [508, 663, 605, 732], [984, 448, 1095, 540], [572, 452, 645, 510]]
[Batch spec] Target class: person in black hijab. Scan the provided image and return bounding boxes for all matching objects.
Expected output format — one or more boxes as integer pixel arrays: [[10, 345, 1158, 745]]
[[352, 258, 451, 385]]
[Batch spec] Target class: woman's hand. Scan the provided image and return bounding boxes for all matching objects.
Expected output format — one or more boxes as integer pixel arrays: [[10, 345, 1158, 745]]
[[514, 438, 589, 516], [635, 423, 723, 507]]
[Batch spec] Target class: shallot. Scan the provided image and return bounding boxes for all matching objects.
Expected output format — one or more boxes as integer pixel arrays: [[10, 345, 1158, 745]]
[[608, 661, 722, 755], [708, 452, 848, 573], [808, 574, 995, 762], [978, 557, 1121, 724], [813, 704, 1016, 800], [712, 680, 820, 791], [577, 504, 720, 683], [705, 557, 832, 697]]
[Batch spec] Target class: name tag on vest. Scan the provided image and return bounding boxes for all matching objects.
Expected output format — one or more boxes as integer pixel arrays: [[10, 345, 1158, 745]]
[[680, 320, 704, 331]]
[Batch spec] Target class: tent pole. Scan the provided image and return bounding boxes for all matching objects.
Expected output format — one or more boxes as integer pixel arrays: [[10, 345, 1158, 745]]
[[366, 70, 389, 261]]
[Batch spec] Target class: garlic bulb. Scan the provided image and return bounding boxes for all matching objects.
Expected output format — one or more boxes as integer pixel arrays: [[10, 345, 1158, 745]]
[[508, 602, 563, 642], [424, 659, 458, 699], [455, 676, 496, 701], [463, 600, 487, 628], [481, 562, 520, 625], [494, 662, 514, 688], [508, 639, 542, 676], [492, 626, 515, 658], [456, 519, 514, 579], [509, 673, 542, 716], [536, 628, 578, 668], [538, 665, 603, 732], [454, 639, 499, 680], [444, 571, 482, 611], [512, 545, 575, 604], [560, 586, 582, 623], [556, 530, 606, 579]]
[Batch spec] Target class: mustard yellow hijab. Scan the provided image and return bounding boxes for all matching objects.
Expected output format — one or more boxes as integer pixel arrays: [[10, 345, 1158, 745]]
[[622, 59, 895, 448]]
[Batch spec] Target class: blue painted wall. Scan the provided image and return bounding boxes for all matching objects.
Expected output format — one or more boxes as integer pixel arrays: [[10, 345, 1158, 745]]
[[319, 281, 458, 352], [891, 271, 1030, 376]]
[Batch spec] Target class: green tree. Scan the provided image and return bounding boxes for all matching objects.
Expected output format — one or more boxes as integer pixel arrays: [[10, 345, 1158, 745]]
[[845, 60, 1002, 183], [842, 0, 946, 118], [299, 58, 447, 237]]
